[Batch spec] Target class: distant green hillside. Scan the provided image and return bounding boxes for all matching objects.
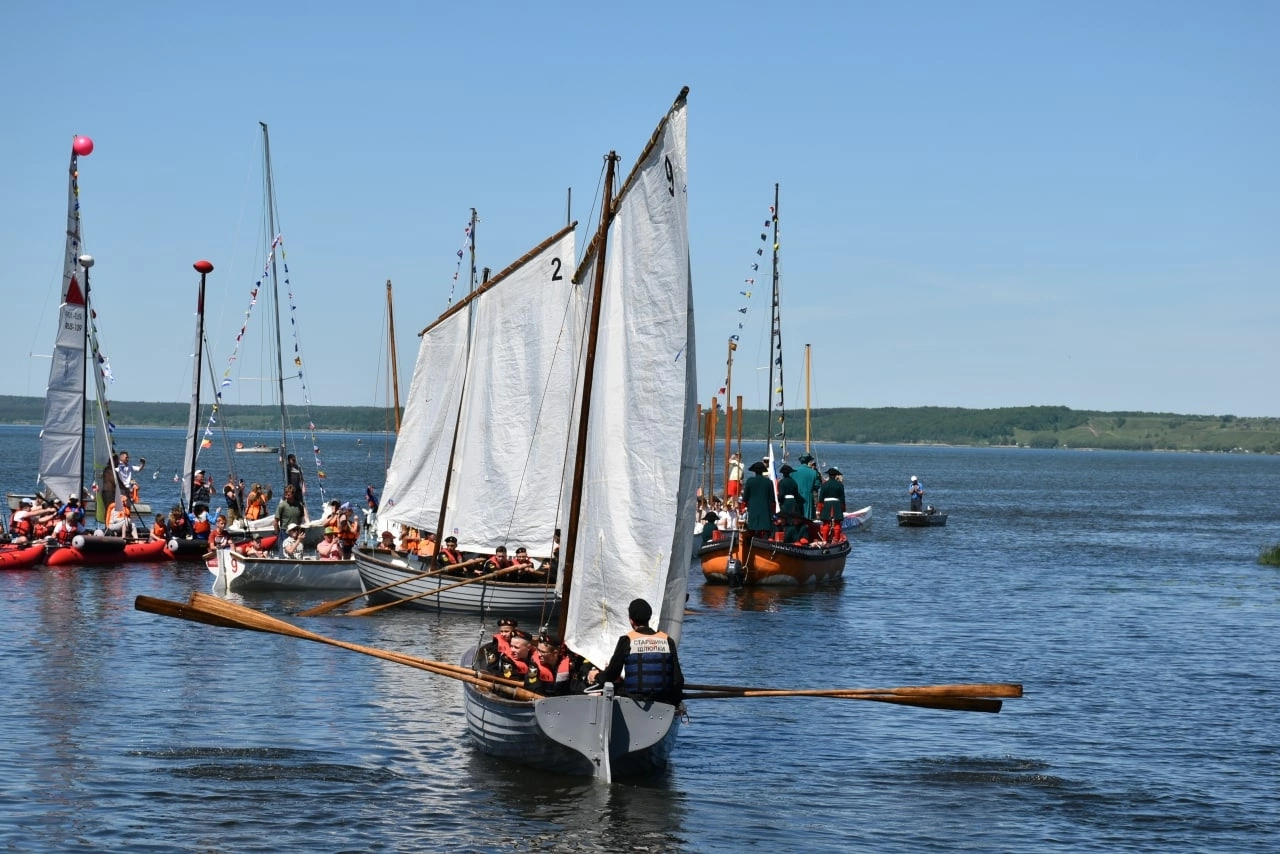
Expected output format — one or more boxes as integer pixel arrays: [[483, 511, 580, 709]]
[[3, 396, 1277, 454]]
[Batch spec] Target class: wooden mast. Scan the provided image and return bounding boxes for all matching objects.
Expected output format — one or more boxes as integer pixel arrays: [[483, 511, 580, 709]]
[[385, 280, 402, 434], [722, 337, 736, 495], [804, 343, 812, 454], [557, 151, 618, 641]]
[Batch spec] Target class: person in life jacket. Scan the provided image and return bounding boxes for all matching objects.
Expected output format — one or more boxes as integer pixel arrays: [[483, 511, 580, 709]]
[[477, 617, 519, 674], [335, 505, 359, 558], [525, 633, 572, 696], [50, 508, 85, 546], [482, 545, 512, 578], [168, 508, 194, 540], [435, 535, 463, 571], [104, 502, 137, 539], [244, 484, 269, 521], [191, 504, 212, 540], [496, 631, 533, 681], [150, 514, 171, 542], [588, 598, 684, 705], [10, 499, 54, 544]]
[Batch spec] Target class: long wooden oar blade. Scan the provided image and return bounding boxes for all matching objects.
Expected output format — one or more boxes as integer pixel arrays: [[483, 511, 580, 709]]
[[345, 564, 526, 617], [684, 682, 1023, 699], [136, 595, 256, 631], [681, 690, 1003, 713], [295, 557, 482, 617]]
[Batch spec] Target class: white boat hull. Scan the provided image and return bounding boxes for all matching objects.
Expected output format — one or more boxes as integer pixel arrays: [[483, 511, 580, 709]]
[[212, 549, 360, 592], [842, 505, 872, 531], [353, 548, 557, 616]]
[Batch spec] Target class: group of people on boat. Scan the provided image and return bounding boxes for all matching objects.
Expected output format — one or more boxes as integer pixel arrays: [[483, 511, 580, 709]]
[[475, 598, 684, 705], [378, 527, 559, 583], [698, 452, 848, 547]]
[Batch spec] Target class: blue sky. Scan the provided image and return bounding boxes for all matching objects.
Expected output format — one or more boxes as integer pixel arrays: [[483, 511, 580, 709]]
[[1, 2, 1276, 418]]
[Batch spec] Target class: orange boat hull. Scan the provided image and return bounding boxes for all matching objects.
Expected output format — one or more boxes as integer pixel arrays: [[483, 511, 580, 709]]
[[700, 536, 850, 586]]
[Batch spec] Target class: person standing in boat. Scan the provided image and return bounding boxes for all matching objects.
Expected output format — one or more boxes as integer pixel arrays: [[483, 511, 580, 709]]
[[114, 451, 145, 504], [794, 454, 821, 520], [273, 484, 308, 554], [776, 464, 802, 519], [909, 475, 924, 511], [191, 470, 213, 508], [726, 452, 744, 501], [285, 453, 307, 513], [819, 467, 847, 543], [588, 598, 684, 705], [740, 459, 774, 540]]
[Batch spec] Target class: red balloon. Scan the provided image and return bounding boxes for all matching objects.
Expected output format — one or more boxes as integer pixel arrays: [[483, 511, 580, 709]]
[[193, 260, 214, 274], [73, 136, 94, 156]]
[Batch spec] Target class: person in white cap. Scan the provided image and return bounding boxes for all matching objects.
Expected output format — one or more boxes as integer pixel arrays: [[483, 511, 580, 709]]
[[909, 475, 925, 511]]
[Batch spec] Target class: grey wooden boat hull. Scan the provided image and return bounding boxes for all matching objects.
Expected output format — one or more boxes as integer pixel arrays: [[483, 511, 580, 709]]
[[460, 648, 678, 781], [353, 548, 558, 616]]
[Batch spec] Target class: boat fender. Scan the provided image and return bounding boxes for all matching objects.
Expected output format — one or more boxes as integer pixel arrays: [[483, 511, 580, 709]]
[[167, 537, 179, 552]]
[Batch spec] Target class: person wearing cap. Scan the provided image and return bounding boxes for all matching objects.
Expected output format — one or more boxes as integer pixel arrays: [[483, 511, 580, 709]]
[[776, 463, 802, 519], [698, 510, 721, 547], [588, 598, 684, 705], [793, 454, 821, 520], [316, 526, 343, 560], [497, 631, 534, 681], [819, 467, 847, 542], [477, 617, 520, 673], [725, 452, 744, 500], [740, 459, 775, 540], [909, 475, 925, 511], [509, 546, 541, 580], [526, 632, 572, 696], [436, 535, 463, 569], [273, 484, 308, 554], [282, 524, 306, 559]]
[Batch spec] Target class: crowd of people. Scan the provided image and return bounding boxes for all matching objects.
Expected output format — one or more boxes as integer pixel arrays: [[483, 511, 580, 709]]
[[474, 598, 684, 705], [696, 452, 848, 547], [376, 527, 560, 583]]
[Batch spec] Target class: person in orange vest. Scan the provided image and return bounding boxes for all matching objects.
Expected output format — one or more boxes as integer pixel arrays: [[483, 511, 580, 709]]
[[104, 501, 138, 539], [525, 633, 572, 696]]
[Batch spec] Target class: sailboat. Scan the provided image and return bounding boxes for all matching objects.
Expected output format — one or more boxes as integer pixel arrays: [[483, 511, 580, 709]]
[[459, 87, 696, 782], [26, 135, 168, 567], [210, 123, 336, 588], [350, 221, 579, 615], [699, 184, 851, 585]]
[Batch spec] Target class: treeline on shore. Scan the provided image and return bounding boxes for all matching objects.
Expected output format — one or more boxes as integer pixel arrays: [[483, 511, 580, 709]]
[[3, 396, 1278, 454]]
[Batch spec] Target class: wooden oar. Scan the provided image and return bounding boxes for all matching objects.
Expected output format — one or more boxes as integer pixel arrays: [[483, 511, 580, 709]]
[[135, 593, 540, 701], [343, 564, 529, 617], [681, 690, 1004, 713], [296, 557, 485, 617], [684, 682, 1023, 699]]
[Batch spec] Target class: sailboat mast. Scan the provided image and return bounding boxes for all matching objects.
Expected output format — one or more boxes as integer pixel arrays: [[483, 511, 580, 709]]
[[768, 182, 786, 459], [386, 280, 402, 434], [556, 151, 619, 642], [468, 208, 479, 293], [804, 342, 812, 454], [722, 337, 736, 491], [183, 261, 212, 509], [260, 122, 289, 488], [77, 254, 93, 499]]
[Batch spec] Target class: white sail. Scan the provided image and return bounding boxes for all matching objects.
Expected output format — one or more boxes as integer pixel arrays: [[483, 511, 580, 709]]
[[37, 148, 90, 504], [561, 96, 697, 670], [377, 306, 469, 533], [444, 227, 580, 556]]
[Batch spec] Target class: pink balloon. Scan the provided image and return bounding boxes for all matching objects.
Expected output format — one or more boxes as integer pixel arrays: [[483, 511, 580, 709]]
[[73, 136, 94, 156]]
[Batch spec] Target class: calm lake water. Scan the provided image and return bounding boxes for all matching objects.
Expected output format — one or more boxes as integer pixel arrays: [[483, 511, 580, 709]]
[[2, 424, 1279, 852]]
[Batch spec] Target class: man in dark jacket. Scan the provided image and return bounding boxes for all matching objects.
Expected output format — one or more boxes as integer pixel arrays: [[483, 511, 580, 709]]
[[590, 598, 684, 705], [740, 459, 775, 539]]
